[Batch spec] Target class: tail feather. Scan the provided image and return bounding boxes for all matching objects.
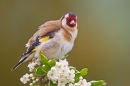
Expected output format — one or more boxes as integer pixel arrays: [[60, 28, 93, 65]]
[[11, 57, 27, 71]]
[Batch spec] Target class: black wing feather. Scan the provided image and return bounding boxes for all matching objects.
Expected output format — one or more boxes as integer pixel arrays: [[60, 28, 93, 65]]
[[11, 29, 58, 71], [20, 36, 40, 58]]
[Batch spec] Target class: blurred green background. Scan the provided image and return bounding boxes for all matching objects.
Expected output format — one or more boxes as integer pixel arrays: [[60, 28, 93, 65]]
[[0, 0, 130, 86]]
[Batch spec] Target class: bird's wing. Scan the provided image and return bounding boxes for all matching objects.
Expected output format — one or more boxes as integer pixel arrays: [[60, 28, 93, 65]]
[[26, 20, 61, 48], [20, 20, 61, 58], [11, 20, 61, 71]]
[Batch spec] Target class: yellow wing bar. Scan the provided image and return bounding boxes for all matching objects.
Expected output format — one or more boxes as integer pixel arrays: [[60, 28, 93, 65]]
[[40, 36, 50, 42], [32, 36, 50, 52]]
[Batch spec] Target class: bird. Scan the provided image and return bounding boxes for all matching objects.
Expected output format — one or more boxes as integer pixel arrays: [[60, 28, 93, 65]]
[[11, 12, 78, 71]]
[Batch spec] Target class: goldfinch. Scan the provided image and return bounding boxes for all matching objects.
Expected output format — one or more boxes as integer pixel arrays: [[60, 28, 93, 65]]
[[12, 12, 78, 71]]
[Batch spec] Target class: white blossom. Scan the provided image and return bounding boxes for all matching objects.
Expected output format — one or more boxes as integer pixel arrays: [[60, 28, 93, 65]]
[[29, 69, 33, 72], [79, 76, 83, 80], [73, 83, 79, 86], [47, 59, 76, 85], [47, 70, 58, 80], [66, 70, 75, 80], [74, 79, 91, 86], [32, 77, 35, 80], [36, 78, 39, 81], [70, 79, 75, 83], [55, 62, 62, 70], [29, 74, 33, 77], [59, 59, 68, 66], [57, 78, 66, 86], [69, 83, 74, 86], [60, 67, 69, 75], [35, 59, 41, 65], [28, 62, 36, 71], [29, 83, 33, 86], [20, 58, 94, 86], [20, 73, 30, 84], [32, 80, 36, 84], [59, 59, 69, 69]]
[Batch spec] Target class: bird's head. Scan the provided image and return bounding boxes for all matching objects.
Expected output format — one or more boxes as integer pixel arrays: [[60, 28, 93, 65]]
[[61, 12, 77, 29]]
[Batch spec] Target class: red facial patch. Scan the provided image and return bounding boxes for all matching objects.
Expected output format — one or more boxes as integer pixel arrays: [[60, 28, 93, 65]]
[[66, 16, 76, 27], [66, 21, 76, 28], [68, 16, 76, 21]]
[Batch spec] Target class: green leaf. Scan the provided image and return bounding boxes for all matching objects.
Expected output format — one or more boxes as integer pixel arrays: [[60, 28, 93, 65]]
[[75, 73, 81, 82], [49, 59, 56, 67], [80, 68, 88, 76], [49, 81, 57, 86], [35, 66, 46, 76], [42, 64, 51, 73], [91, 80, 106, 86], [40, 51, 48, 65]]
